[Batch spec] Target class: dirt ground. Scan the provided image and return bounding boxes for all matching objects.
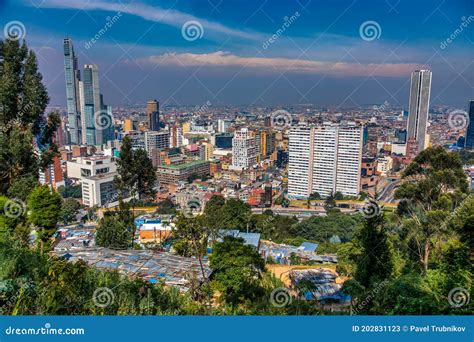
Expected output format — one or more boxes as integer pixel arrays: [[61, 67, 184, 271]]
[[266, 264, 347, 286]]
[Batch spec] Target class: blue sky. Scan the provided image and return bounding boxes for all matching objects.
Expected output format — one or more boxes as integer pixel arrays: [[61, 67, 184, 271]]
[[1, 0, 473, 108]]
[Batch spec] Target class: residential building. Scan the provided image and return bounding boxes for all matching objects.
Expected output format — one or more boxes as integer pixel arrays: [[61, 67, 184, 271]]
[[123, 118, 134, 132], [288, 122, 363, 198], [232, 128, 257, 168], [144, 130, 170, 159], [217, 119, 232, 133], [360, 157, 378, 197], [377, 156, 393, 176], [39, 156, 65, 189], [407, 69, 432, 153]]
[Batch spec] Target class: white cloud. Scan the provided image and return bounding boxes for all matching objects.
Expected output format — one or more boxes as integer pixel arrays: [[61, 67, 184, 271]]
[[136, 51, 422, 77], [28, 0, 259, 40]]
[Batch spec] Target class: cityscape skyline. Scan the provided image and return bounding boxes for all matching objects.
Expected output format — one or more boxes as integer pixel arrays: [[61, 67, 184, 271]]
[[1, 0, 472, 107]]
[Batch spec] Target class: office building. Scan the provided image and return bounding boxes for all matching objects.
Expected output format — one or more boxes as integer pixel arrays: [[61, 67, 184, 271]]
[[145, 130, 170, 159], [156, 160, 210, 185], [82, 172, 118, 207], [288, 122, 363, 198], [80, 64, 114, 145], [147, 100, 160, 131], [232, 128, 257, 168], [63, 38, 82, 144], [66, 155, 117, 181], [465, 100, 474, 149], [407, 69, 432, 153], [215, 133, 233, 149]]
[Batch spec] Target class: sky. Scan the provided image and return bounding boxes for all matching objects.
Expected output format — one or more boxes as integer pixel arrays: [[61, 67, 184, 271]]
[[1, 0, 473, 108]]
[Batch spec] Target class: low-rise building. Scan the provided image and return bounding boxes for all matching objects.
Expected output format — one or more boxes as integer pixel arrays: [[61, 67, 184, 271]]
[[156, 160, 210, 185]]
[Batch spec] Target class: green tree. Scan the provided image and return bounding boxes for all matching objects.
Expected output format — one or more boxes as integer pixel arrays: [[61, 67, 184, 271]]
[[395, 146, 469, 273], [210, 236, 265, 307], [115, 137, 156, 201], [96, 214, 133, 249], [0, 38, 58, 195], [27, 186, 62, 254], [203, 195, 225, 230], [133, 148, 157, 200], [59, 198, 81, 224], [220, 199, 251, 231]]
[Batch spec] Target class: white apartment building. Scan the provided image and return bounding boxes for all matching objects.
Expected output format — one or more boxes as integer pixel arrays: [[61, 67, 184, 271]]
[[81, 172, 118, 207], [232, 128, 257, 169], [288, 122, 363, 198], [217, 119, 232, 133], [377, 156, 393, 176], [66, 155, 117, 181]]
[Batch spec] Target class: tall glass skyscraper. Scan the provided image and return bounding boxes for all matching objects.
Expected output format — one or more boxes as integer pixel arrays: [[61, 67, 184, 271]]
[[407, 69, 432, 153], [465, 100, 474, 149], [80, 64, 114, 145], [63, 38, 82, 144]]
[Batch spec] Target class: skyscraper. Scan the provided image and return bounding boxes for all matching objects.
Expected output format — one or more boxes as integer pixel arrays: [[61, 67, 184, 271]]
[[464, 100, 474, 149], [80, 64, 114, 145], [407, 69, 432, 153], [147, 100, 160, 131], [63, 38, 82, 144], [288, 122, 363, 198]]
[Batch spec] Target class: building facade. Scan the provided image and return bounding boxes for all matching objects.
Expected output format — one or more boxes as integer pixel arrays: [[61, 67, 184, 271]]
[[147, 100, 160, 131], [232, 128, 257, 168], [63, 38, 82, 144], [465, 100, 474, 149], [288, 122, 363, 198], [407, 69, 432, 153]]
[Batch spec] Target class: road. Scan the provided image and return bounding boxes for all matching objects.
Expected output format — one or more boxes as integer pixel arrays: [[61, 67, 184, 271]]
[[378, 179, 401, 203]]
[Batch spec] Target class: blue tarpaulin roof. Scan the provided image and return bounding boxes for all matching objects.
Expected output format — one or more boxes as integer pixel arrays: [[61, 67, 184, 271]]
[[300, 242, 318, 252]]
